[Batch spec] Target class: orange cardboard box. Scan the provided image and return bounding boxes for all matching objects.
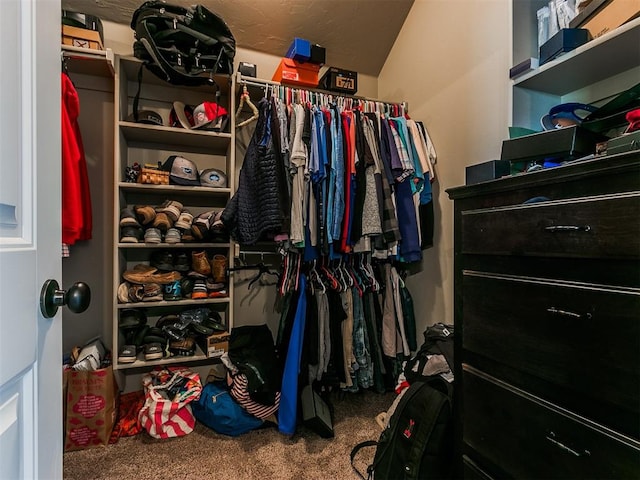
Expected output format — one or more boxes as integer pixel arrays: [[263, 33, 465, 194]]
[[272, 58, 320, 88], [62, 24, 104, 50], [582, 0, 640, 38]]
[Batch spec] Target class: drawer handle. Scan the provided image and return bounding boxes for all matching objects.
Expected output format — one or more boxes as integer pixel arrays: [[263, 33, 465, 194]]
[[544, 225, 591, 233], [546, 307, 592, 320], [546, 431, 591, 457]]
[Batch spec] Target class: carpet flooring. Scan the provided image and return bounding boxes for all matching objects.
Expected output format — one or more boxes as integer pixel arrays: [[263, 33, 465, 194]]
[[63, 389, 396, 480]]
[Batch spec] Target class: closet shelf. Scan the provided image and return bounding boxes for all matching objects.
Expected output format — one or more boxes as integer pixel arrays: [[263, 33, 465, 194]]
[[116, 297, 230, 309], [118, 242, 231, 249], [513, 17, 640, 95], [119, 122, 232, 152], [62, 45, 114, 77], [119, 55, 231, 96], [118, 182, 231, 197]]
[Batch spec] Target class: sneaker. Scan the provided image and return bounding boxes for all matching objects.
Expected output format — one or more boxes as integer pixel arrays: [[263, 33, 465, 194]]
[[128, 284, 145, 302], [117, 281, 131, 303], [144, 227, 162, 244], [135, 205, 156, 225], [180, 277, 194, 297], [142, 283, 163, 302], [191, 279, 208, 299], [192, 211, 214, 240], [157, 200, 184, 222], [211, 254, 227, 283], [173, 252, 190, 272], [164, 227, 182, 244], [150, 251, 174, 271], [144, 343, 164, 361], [169, 337, 196, 357], [209, 211, 229, 242], [175, 209, 194, 230], [181, 228, 196, 243], [153, 212, 173, 232], [192, 250, 211, 276], [163, 280, 182, 301], [119, 207, 140, 227], [118, 345, 137, 363], [120, 226, 144, 243]]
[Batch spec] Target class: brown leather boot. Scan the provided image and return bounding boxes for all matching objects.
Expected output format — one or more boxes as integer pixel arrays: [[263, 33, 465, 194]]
[[192, 250, 211, 276], [211, 254, 227, 283]]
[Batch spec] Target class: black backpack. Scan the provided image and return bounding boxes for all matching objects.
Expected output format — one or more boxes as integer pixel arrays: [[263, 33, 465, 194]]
[[130, 0, 236, 86], [350, 378, 453, 480], [404, 323, 454, 384]]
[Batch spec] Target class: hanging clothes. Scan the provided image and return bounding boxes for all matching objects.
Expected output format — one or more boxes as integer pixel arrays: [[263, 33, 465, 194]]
[[61, 72, 92, 248], [222, 99, 290, 244]]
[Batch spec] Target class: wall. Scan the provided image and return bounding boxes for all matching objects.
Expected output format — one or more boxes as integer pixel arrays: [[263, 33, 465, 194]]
[[377, 0, 512, 333]]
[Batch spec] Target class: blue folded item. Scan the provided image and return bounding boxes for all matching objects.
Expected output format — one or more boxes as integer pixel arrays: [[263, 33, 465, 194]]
[[192, 382, 263, 436]]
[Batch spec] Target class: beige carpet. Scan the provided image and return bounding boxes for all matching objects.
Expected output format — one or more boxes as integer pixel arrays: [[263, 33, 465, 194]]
[[63, 389, 396, 480]]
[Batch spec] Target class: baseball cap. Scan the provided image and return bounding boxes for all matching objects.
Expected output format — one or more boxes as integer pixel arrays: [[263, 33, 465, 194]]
[[126, 110, 163, 126], [200, 168, 227, 188], [192, 102, 229, 131], [162, 155, 200, 186], [170, 101, 195, 129]]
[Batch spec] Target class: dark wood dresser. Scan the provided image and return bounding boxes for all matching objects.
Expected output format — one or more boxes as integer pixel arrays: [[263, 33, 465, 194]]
[[446, 152, 640, 479]]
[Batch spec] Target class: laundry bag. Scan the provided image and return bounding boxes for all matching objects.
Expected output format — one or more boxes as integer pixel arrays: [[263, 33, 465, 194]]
[[138, 366, 203, 439]]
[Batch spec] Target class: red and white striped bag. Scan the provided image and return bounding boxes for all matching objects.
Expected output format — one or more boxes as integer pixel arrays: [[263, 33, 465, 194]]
[[139, 366, 203, 439]]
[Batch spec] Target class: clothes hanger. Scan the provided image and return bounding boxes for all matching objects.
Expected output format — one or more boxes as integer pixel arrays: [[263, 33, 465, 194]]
[[235, 84, 259, 128]]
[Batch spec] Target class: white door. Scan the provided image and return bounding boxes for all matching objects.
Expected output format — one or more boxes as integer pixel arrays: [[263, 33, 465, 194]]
[[0, 0, 62, 478]]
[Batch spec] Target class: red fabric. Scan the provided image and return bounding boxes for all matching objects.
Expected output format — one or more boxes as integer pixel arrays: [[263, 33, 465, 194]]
[[61, 73, 92, 245], [109, 390, 145, 443]]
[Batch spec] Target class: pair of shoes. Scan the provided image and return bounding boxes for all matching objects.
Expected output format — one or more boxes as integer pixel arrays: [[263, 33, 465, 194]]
[[118, 345, 137, 363], [165, 227, 182, 244], [121, 226, 144, 243], [152, 212, 173, 232], [157, 200, 183, 222], [142, 283, 163, 302], [122, 264, 181, 285], [192, 211, 215, 240], [120, 207, 141, 227], [135, 205, 156, 225], [190, 251, 227, 281], [211, 254, 227, 283], [163, 280, 182, 301], [175, 209, 194, 230], [150, 251, 190, 272], [191, 279, 208, 299], [144, 227, 162, 244]]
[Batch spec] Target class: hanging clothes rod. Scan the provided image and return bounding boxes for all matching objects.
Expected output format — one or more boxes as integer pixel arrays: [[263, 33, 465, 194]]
[[236, 73, 407, 111]]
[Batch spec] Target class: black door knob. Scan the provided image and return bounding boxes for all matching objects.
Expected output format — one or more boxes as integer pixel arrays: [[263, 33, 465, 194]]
[[40, 279, 91, 318]]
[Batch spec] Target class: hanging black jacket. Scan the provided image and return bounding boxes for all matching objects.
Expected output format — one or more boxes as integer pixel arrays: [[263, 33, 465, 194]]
[[222, 98, 289, 244]]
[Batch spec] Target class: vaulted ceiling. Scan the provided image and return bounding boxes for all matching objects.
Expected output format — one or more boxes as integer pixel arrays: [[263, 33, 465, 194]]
[[61, 0, 415, 76]]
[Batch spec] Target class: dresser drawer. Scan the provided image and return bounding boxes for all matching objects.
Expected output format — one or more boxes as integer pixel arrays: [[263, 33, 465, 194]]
[[461, 192, 640, 259], [462, 271, 640, 435], [462, 367, 640, 479]]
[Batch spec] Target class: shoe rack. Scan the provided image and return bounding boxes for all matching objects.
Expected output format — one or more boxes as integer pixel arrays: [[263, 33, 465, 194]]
[[112, 55, 236, 370]]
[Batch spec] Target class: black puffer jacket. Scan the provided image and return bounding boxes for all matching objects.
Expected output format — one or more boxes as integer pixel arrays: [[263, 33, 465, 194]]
[[222, 98, 289, 244]]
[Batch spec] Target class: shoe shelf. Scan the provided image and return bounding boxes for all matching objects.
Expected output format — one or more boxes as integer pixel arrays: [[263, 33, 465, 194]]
[[116, 297, 230, 310], [118, 242, 231, 249], [117, 344, 209, 371], [113, 54, 237, 372]]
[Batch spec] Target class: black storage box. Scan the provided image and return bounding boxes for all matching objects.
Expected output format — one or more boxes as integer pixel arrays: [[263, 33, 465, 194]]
[[238, 62, 256, 78], [539, 28, 591, 65], [319, 67, 357, 94], [310, 44, 326, 65], [300, 385, 334, 438], [465, 160, 511, 185], [500, 125, 608, 163]]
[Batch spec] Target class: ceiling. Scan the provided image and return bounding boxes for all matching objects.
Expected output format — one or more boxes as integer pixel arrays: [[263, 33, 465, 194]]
[[61, 0, 415, 76]]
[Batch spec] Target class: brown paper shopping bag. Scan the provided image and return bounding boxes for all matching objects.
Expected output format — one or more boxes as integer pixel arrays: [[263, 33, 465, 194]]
[[64, 365, 118, 451]]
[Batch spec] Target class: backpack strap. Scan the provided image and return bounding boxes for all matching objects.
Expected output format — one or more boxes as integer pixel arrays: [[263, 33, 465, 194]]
[[350, 440, 378, 480]]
